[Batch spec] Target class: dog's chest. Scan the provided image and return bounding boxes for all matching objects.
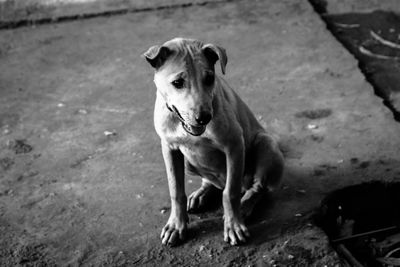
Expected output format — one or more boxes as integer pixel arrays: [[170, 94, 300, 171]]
[[179, 138, 226, 176]]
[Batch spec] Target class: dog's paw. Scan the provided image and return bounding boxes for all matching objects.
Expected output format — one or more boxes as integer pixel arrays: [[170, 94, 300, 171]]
[[187, 187, 208, 212], [160, 216, 187, 246], [188, 185, 220, 213], [223, 217, 250, 246]]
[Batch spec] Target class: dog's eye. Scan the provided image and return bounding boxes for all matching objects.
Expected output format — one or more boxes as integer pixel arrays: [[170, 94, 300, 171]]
[[203, 72, 215, 86], [171, 78, 185, 89]]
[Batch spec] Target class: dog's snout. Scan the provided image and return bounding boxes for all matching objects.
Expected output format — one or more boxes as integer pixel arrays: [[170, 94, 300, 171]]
[[195, 111, 212, 125]]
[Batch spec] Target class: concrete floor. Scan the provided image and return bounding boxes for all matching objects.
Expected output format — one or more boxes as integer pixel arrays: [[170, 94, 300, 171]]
[[1, 0, 400, 265], [0, 0, 225, 24]]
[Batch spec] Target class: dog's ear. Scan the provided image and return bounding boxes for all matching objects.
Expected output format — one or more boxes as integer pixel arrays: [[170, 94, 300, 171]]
[[143, 45, 172, 69], [202, 44, 228, 75]]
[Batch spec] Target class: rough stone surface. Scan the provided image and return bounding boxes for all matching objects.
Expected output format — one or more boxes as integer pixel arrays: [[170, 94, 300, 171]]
[[1, 0, 400, 265]]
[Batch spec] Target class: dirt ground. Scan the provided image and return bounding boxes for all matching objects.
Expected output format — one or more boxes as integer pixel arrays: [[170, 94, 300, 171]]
[[1, 0, 400, 266]]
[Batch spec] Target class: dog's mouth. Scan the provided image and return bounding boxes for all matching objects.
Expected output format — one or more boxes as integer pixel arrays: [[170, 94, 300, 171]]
[[181, 122, 206, 136], [170, 105, 207, 136]]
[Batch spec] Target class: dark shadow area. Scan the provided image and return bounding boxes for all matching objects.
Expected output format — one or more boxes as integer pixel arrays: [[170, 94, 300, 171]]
[[316, 181, 400, 266], [184, 185, 277, 245], [187, 186, 222, 214], [308, 0, 328, 14], [246, 191, 276, 224]]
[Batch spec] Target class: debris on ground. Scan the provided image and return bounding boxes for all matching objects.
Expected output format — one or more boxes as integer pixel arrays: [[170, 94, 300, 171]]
[[262, 226, 342, 267], [307, 124, 319, 130], [296, 189, 307, 194], [8, 139, 33, 154], [295, 109, 333, 120], [77, 108, 88, 115], [318, 181, 400, 266], [2, 125, 11, 135], [160, 207, 170, 214], [0, 157, 14, 171], [104, 130, 117, 137]]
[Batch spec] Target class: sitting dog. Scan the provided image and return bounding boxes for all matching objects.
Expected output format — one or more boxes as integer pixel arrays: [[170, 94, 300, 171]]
[[143, 38, 284, 246]]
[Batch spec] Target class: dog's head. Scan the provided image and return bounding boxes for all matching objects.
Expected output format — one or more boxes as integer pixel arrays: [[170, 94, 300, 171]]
[[143, 38, 227, 136]]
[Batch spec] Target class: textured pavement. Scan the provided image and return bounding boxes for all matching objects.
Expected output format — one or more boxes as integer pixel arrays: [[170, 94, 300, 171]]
[[0, 0, 400, 265]]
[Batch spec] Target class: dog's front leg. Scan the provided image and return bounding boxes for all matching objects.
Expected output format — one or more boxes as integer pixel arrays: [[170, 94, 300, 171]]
[[160, 141, 188, 246], [223, 138, 250, 245]]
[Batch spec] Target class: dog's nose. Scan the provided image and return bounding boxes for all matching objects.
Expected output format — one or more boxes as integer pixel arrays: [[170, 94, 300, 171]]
[[195, 111, 212, 125]]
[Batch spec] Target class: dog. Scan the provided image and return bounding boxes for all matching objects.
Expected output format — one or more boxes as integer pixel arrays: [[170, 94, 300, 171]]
[[143, 38, 284, 246]]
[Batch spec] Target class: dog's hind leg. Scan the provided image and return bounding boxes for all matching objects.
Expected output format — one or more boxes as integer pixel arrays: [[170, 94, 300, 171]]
[[240, 133, 284, 218], [188, 179, 220, 213]]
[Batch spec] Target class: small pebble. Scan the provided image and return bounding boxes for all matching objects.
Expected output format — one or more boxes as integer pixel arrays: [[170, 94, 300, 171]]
[[295, 213, 302, 217], [2, 128, 10, 135], [104, 130, 117, 136], [288, 254, 294, 260], [6, 139, 13, 148], [78, 109, 88, 115], [307, 124, 318, 130], [57, 103, 65, 107], [160, 207, 170, 214]]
